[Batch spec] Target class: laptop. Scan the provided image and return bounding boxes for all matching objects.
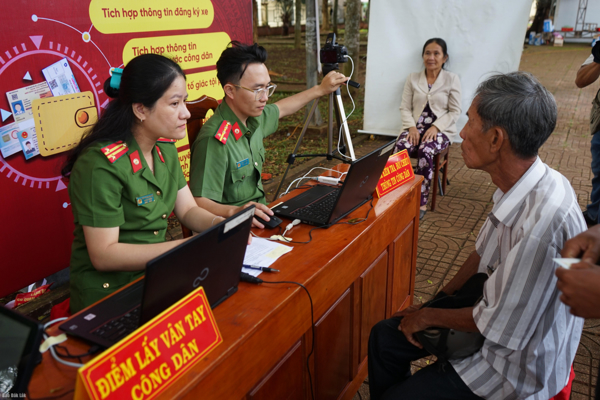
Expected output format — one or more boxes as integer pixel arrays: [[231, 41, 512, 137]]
[[0, 306, 44, 395], [273, 140, 396, 226], [59, 206, 255, 349]]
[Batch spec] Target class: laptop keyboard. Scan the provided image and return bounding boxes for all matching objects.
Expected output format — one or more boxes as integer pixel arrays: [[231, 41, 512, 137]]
[[91, 306, 140, 343], [290, 189, 340, 222]]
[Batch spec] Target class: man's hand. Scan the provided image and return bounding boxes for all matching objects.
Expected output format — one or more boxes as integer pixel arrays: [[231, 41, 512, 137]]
[[318, 70, 349, 96], [556, 263, 600, 318], [407, 127, 420, 146], [556, 225, 600, 317], [230, 201, 274, 229], [422, 126, 440, 143], [392, 304, 422, 318], [561, 224, 600, 264], [398, 309, 430, 348]]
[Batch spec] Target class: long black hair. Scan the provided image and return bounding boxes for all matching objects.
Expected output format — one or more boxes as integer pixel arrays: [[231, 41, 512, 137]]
[[61, 54, 185, 178], [422, 38, 449, 69]]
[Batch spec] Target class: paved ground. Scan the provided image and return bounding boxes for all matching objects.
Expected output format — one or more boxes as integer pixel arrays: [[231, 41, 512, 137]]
[[353, 44, 600, 400]]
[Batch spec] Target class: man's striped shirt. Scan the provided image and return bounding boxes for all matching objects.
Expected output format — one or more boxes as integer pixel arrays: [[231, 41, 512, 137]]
[[450, 157, 585, 400]]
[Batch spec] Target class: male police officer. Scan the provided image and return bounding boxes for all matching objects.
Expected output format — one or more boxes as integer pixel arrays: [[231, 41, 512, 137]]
[[189, 41, 347, 215]]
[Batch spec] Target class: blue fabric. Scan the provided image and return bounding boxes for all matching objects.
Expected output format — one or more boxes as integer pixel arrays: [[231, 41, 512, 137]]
[[586, 133, 600, 222]]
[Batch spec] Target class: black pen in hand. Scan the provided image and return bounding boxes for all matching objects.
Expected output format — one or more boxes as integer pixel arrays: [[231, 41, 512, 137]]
[[242, 264, 280, 273]]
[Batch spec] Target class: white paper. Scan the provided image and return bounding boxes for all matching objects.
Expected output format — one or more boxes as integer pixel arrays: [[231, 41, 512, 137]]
[[553, 258, 581, 269], [242, 237, 293, 276]]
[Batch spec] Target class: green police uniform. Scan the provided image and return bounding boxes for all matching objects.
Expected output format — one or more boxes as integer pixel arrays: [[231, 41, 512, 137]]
[[189, 100, 279, 206], [68, 137, 187, 313]]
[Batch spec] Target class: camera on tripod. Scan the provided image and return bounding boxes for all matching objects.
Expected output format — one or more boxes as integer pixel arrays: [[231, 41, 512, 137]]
[[320, 33, 348, 76]]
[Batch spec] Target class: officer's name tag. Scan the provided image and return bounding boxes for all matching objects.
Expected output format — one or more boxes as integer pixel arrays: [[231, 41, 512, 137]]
[[236, 158, 250, 169], [136, 194, 155, 206]]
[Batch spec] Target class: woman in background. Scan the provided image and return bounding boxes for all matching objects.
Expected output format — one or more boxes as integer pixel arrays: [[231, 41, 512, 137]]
[[396, 38, 461, 219]]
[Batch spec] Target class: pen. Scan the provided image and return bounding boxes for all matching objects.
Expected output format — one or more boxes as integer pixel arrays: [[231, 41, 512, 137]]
[[242, 264, 280, 273]]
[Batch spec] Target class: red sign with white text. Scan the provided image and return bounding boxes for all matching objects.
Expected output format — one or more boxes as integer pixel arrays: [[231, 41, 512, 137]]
[[375, 150, 415, 198], [77, 287, 222, 400]]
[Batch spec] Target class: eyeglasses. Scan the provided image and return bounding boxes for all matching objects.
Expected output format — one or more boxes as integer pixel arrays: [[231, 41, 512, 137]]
[[233, 84, 277, 100]]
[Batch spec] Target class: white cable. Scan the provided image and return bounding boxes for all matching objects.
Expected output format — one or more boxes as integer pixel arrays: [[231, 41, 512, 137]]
[[282, 219, 302, 237], [280, 167, 347, 197], [43, 317, 85, 368], [337, 55, 357, 160]]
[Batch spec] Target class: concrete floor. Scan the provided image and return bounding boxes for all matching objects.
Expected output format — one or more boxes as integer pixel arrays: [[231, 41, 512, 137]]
[[352, 44, 600, 400]]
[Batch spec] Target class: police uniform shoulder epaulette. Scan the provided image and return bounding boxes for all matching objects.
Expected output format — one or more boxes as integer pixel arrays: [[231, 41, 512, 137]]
[[214, 120, 232, 145], [100, 141, 129, 163]]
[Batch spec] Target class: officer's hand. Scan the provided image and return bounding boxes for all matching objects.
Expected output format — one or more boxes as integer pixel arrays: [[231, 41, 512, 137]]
[[233, 202, 274, 229], [593, 41, 600, 64], [319, 71, 349, 96]]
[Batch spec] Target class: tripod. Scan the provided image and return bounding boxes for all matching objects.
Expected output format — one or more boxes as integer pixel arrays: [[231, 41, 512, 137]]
[[273, 86, 356, 199]]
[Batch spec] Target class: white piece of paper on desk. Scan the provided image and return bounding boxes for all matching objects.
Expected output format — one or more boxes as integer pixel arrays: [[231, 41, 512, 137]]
[[242, 237, 293, 276]]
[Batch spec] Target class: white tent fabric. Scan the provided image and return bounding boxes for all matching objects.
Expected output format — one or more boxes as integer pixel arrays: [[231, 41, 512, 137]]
[[360, 0, 532, 140]]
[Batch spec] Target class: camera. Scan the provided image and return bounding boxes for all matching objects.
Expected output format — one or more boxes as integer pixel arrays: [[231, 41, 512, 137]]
[[319, 33, 360, 89], [320, 33, 348, 65]]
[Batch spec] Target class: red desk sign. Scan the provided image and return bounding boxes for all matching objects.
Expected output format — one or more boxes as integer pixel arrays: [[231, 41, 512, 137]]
[[76, 287, 222, 400], [375, 150, 415, 198]]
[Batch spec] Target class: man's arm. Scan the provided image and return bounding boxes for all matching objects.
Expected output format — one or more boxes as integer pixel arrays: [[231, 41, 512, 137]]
[[439, 250, 481, 295], [575, 62, 600, 88], [397, 251, 481, 347], [400, 308, 479, 348], [274, 71, 348, 118]]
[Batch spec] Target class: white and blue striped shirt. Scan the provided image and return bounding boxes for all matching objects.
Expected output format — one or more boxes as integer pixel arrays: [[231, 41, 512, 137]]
[[450, 157, 585, 400]]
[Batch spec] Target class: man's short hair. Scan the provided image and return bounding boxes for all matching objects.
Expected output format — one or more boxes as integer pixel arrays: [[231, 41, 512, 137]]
[[216, 41, 268, 88], [475, 71, 557, 158]]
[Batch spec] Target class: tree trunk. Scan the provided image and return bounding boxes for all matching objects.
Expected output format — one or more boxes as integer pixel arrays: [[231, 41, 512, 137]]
[[305, 0, 323, 125], [253, 0, 259, 43], [527, 0, 552, 37], [322, 0, 329, 31], [264, 1, 269, 27], [332, 0, 338, 35], [343, 0, 360, 80], [295, 0, 302, 49]]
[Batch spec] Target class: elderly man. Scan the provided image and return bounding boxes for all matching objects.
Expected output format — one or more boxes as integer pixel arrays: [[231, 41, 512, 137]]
[[368, 72, 585, 400]]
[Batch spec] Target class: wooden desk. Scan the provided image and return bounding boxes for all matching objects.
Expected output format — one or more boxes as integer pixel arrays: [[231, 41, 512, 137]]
[[29, 174, 422, 400]]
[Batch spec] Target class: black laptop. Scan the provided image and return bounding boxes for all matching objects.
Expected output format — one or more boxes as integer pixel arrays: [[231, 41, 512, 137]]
[[273, 141, 396, 226], [59, 207, 255, 348], [0, 306, 44, 395]]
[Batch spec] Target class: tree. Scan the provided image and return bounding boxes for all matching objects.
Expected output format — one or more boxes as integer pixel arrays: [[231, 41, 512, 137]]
[[295, 0, 302, 49], [253, 0, 259, 43], [343, 0, 361, 79], [322, 0, 329, 31], [305, 0, 323, 125], [528, 0, 552, 37], [275, 0, 294, 36], [332, 0, 338, 35]]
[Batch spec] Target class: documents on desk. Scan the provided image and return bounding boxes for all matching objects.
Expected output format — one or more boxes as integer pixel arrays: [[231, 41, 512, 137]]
[[242, 237, 293, 276]]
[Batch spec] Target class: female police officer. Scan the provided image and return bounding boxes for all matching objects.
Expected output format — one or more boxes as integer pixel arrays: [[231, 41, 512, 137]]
[[62, 54, 226, 313]]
